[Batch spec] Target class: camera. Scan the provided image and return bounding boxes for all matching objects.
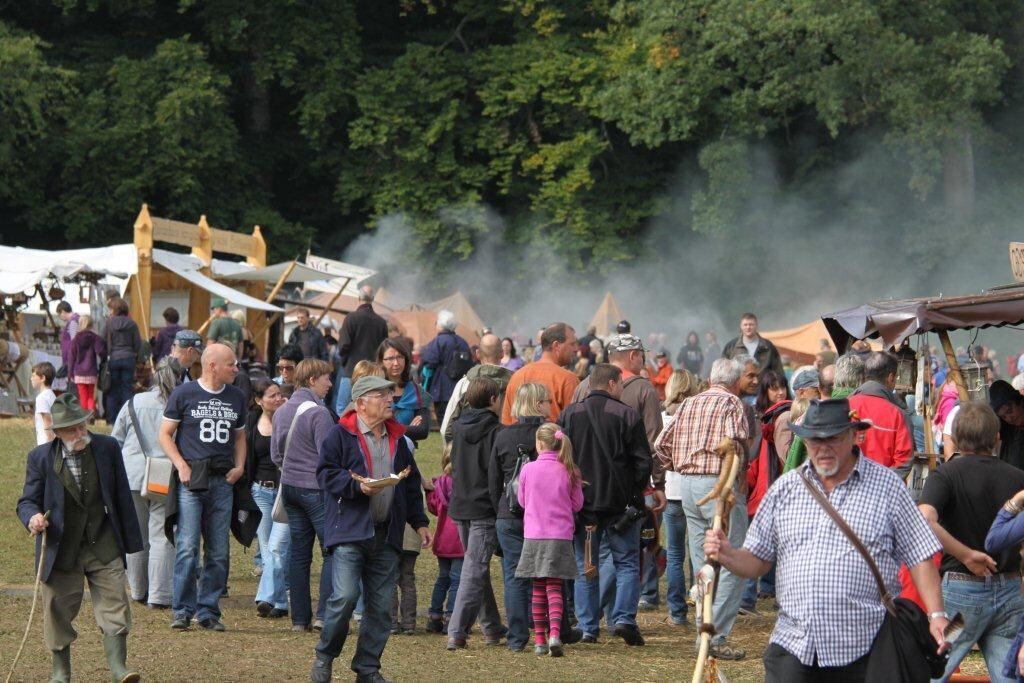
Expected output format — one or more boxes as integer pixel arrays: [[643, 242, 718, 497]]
[[612, 504, 646, 533]]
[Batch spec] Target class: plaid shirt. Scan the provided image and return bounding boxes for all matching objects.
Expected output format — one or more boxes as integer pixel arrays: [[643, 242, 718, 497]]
[[61, 444, 83, 488], [744, 454, 940, 667], [653, 385, 749, 476]]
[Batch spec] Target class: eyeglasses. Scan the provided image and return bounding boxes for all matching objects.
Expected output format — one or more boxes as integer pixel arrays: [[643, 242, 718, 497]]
[[364, 393, 394, 403], [539, 398, 553, 404], [276, 363, 296, 371], [381, 356, 404, 363]]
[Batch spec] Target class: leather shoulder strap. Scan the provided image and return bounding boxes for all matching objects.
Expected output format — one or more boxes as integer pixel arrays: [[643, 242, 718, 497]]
[[799, 469, 896, 614]]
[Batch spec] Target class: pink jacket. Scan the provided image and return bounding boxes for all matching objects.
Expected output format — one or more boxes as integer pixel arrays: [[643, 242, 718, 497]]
[[427, 475, 464, 558], [517, 451, 584, 541]]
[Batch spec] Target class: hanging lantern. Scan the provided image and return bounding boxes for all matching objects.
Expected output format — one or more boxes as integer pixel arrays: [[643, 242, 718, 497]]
[[48, 284, 65, 301], [894, 342, 917, 393], [961, 356, 989, 402]]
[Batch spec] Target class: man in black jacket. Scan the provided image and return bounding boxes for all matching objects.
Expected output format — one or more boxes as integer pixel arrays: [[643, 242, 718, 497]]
[[446, 377, 507, 650], [338, 286, 388, 376], [18, 393, 143, 683], [559, 363, 653, 646], [721, 312, 784, 378]]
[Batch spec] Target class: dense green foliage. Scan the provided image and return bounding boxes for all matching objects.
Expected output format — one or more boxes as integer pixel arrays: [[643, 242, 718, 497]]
[[0, 1, 1020, 271]]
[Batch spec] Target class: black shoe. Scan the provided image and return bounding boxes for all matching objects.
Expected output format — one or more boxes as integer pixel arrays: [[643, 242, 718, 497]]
[[310, 653, 333, 683], [198, 618, 226, 632], [170, 617, 190, 630], [581, 634, 598, 644], [614, 623, 645, 646], [425, 618, 444, 634], [355, 672, 394, 683], [268, 608, 288, 619], [562, 628, 583, 645], [256, 601, 273, 618]]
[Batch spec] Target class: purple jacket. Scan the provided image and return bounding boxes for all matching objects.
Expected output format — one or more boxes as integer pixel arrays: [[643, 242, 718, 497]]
[[68, 330, 107, 379], [59, 313, 80, 366], [517, 451, 584, 540], [152, 324, 182, 362], [270, 388, 336, 489]]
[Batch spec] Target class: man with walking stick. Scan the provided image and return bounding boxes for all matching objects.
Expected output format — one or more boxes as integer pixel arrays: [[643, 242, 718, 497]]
[[17, 393, 143, 683]]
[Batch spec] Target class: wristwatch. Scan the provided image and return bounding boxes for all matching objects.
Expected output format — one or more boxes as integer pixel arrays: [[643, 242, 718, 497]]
[[927, 611, 949, 621]]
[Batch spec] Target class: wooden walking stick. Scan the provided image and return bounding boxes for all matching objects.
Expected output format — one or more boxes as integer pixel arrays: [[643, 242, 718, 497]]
[[6, 510, 50, 683], [692, 441, 742, 683]]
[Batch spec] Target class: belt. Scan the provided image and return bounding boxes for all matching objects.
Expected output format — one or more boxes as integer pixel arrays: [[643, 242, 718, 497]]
[[256, 480, 277, 489], [944, 571, 1020, 583]]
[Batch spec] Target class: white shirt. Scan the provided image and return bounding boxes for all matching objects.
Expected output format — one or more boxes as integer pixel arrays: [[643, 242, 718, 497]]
[[659, 409, 684, 500], [34, 388, 56, 445], [943, 404, 960, 437]]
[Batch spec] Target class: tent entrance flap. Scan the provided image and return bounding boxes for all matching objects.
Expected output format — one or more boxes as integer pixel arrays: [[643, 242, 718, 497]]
[[152, 251, 281, 313]]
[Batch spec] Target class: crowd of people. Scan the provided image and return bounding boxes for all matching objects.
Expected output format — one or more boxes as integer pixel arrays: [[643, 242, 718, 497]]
[[19, 292, 1024, 683]]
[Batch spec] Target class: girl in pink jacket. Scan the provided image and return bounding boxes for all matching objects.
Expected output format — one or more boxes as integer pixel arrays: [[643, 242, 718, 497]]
[[515, 423, 584, 657], [426, 445, 465, 633]]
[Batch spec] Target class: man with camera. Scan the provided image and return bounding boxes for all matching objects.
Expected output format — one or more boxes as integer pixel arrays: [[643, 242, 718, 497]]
[[558, 363, 654, 646], [653, 356, 752, 661]]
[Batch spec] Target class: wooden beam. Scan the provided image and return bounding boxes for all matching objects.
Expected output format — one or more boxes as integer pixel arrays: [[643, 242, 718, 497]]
[[131, 274, 150, 340], [313, 277, 352, 328], [937, 330, 969, 402], [253, 312, 282, 341], [265, 261, 297, 307]]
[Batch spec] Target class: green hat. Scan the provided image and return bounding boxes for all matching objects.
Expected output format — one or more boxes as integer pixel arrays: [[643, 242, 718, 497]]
[[210, 297, 227, 310], [50, 392, 92, 429], [351, 376, 395, 400]]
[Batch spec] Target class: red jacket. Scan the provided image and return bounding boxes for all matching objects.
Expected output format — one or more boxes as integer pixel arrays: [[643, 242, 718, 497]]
[[427, 474, 464, 559], [746, 401, 791, 517], [847, 394, 913, 469]]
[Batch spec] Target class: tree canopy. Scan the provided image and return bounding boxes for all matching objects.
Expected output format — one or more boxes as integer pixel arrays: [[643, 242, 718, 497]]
[[0, 1, 1019, 274]]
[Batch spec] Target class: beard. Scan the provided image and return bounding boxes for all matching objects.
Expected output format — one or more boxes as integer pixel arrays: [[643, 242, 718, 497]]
[[812, 460, 840, 478], [61, 433, 91, 453]]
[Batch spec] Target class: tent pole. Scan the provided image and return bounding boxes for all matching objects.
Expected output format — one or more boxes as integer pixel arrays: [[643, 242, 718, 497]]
[[313, 277, 352, 328], [937, 330, 969, 402]]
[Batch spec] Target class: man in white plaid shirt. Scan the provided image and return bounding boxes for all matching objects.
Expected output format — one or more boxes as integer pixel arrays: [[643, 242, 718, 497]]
[[706, 398, 950, 681]]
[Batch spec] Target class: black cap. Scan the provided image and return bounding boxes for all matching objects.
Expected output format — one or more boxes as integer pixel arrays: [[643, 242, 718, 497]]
[[616, 320, 631, 334]]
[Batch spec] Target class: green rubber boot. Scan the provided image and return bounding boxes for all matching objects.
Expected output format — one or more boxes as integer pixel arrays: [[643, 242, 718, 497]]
[[102, 634, 140, 683], [50, 646, 71, 683]]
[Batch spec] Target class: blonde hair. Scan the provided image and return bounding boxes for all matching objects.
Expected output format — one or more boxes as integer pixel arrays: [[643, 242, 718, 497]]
[[790, 398, 812, 423], [535, 422, 580, 485], [230, 309, 247, 325], [79, 314, 93, 331], [351, 360, 385, 383], [511, 382, 549, 419], [663, 369, 699, 410], [295, 358, 333, 388], [441, 442, 453, 475]]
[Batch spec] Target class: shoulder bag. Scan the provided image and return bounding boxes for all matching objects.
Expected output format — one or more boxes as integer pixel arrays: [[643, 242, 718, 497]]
[[272, 400, 317, 524], [800, 471, 947, 681], [504, 444, 532, 515], [130, 396, 173, 500]]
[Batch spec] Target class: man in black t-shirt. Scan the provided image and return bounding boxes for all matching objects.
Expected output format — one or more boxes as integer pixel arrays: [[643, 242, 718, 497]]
[[159, 343, 247, 632], [919, 401, 1024, 681]]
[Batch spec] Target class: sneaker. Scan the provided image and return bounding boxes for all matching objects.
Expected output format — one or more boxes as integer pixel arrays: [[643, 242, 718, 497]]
[[170, 617, 190, 630], [425, 617, 444, 634], [709, 642, 747, 661], [670, 616, 690, 627], [446, 637, 467, 651], [256, 601, 273, 618], [637, 600, 657, 611], [310, 653, 333, 683], [313, 619, 324, 632], [581, 634, 598, 644], [390, 624, 401, 635], [613, 623, 645, 646], [253, 565, 263, 577], [291, 624, 312, 632], [534, 643, 549, 656], [268, 608, 288, 619], [198, 618, 226, 632], [738, 605, 759, 617], [548, 636, 564, 657]]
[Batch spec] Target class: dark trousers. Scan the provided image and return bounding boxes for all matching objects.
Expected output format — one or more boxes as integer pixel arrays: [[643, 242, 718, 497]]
[[764, 643, 869, 683], [105, 357, 135, 422]]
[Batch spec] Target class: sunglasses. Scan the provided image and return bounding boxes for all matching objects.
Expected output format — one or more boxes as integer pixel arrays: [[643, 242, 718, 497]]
[[276, 364, 296, 371]]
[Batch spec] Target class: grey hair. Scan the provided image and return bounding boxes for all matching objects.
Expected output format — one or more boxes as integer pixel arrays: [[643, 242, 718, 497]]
[[437, 309, 457, 331], [732, 353, 759, 370], [358, 285, 374, 303], [834, 353, 866, 390], [153, 357, 183, 403], [710, 357, 744, 387], [864, 351, 897, 383]]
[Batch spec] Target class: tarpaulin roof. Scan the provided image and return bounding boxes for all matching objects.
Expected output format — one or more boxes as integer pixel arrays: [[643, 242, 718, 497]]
[[761, 320, 834, 366], [303, 252, 376, 297], [218, 260, 333, 283], [0, 244, 137, 294], [151, 250, 281, 312], [822, 284, 1024, 350]]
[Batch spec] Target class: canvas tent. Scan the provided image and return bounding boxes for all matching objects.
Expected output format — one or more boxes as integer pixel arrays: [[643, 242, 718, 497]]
[[589, 292, 625, 337], [423, 291, 486, 334], [760, 320, 835, 366], [388, 308, 481, 349], [0, 244, 137, 295]]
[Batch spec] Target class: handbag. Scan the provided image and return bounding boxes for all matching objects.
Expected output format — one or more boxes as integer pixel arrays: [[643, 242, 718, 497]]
[[273, 401, 317, 524], [504, 444, 531, 515], [800, 472, 947, 681], [128, 396, 173, 500], [98, 360, 111, 392]]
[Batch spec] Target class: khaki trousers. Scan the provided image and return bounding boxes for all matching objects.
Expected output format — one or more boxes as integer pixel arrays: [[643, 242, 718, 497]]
[[41, 545, 132, 651]]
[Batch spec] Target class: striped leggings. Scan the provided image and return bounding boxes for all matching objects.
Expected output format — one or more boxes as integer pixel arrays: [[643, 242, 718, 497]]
[[531, 577, 563, 644]]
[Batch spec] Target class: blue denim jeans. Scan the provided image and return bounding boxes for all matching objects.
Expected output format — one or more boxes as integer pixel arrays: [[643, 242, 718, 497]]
[[573, 518, 641, 637], [936, 573, 1024, 682], [105, 357, 135, 423], [251, 483, 290, 610], [429, 557, 463, 617], [316, 525, 400, 676], [663, 500, 689, 622], [496, 517, 532, 650], [741, 563, 776, 609], [282, 483, 333, 626], [334, 374, 351, 416], [172, 474, 232, 622]]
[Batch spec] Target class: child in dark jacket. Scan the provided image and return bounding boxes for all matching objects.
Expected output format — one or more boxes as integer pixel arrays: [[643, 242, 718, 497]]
[[426, 444, 465, 633]]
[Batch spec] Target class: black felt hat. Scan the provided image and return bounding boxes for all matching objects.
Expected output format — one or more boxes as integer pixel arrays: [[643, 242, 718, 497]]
[[789, 398, 870, 439]]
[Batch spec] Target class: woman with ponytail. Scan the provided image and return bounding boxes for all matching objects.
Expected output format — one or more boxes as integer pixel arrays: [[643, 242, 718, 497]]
[[514, 423, 584, 657]]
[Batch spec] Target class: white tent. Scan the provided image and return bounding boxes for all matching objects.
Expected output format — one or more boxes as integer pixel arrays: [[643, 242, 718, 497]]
[[303, 251, 376, 297], [0, 244, 137, 295]]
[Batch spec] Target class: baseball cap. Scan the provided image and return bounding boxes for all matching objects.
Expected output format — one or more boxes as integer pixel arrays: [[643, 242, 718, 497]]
[[210, 297, 227, 310], [351, 375, 395, 399], [792, 368, 820, 390], [616, 320, 631, 334], [174, 329, 203, 350], [606, 333, 645, 353]]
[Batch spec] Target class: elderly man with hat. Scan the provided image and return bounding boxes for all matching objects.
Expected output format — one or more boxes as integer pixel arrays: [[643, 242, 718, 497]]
[[705, 398, 949, 681], [169, 329, 203, 382], [17, 393, 143, 683], [311, 375, 432, 683], [790, 366, 822, 400]]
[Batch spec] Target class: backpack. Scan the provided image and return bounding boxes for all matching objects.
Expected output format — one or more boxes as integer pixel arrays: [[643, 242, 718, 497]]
[[445, 348, 473, 381]]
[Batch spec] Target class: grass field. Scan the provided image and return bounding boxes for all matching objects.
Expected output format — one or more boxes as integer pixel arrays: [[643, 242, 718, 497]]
[[0, 418, 988, 681]]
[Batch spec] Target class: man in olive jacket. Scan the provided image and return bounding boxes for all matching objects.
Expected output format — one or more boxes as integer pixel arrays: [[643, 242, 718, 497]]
[[17, 393, 143, 683]]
